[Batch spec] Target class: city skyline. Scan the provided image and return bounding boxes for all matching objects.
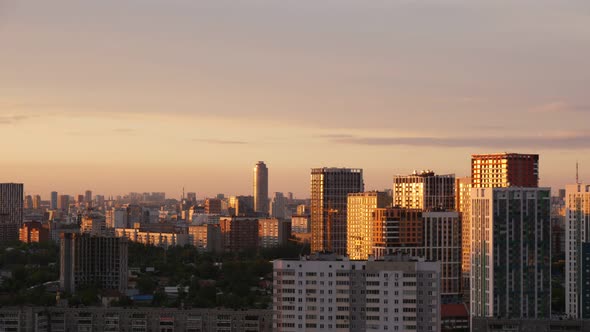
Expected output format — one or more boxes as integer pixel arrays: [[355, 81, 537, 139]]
[[1, 1, 589, 198]]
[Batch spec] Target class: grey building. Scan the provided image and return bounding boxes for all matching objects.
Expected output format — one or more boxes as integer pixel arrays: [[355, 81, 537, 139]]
[[471, 317, 590, 332], [471, 187, 551, 319], [60, 233, 128, 294], [0, 183, 24, 243], [310, 167, 364, 255], [50, 191, 58, 210]]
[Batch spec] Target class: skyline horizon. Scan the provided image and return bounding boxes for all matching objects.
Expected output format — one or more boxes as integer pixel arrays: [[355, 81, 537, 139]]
[[5, 155, 581, 199]]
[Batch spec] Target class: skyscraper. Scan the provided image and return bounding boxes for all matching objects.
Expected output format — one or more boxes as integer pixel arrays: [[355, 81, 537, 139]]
[[58, 195, 69, 211], [270, 192, 287, 219], [85, 190, 92, 206], [471, 153, 539, 188], [0, 183, 24, 243], [51, 191, 58, 210], [471, 187, 551, 319], [311, 167, 364, 255], [346, 191, 389, 260], [393, 171, 455, 210], [33, 195, 41, 209], [253, 161, 269, 216], [565, 183, 590, 319]]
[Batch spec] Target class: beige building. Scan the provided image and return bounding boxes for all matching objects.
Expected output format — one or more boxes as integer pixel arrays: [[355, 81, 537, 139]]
[[258, 218, 291, 248], [115, 228, 188, 249], [188, 224, 222, 253], [393, 171, 455, 210], [346, 191, 389, 260]]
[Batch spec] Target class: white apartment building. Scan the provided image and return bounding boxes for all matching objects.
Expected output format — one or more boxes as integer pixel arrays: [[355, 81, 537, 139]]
[[273, 254, 440, 332]]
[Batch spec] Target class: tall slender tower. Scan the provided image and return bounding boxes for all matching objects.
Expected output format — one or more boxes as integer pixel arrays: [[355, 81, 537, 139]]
[[253, 161, 269, 216], [311, 167, 364, 255]]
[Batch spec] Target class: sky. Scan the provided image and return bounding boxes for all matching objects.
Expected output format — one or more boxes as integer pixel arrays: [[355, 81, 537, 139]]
[[1, 0, 589, 199]]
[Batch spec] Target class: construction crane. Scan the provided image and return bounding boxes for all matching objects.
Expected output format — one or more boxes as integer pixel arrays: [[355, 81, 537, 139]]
[[325, 202, 338, 253]]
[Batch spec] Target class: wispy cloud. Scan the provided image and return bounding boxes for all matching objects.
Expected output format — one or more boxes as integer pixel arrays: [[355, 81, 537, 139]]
[[112, 128, 136, 135], [0, 114, 31, 124], [326, 133, 590, 150], [529, 101, 590, 114], [192, 138, 248, 145]]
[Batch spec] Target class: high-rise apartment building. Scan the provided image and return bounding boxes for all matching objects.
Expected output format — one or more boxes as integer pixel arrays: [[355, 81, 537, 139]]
[[346, 191, 389, 260], [471, 187, 551, 319], [19, 221, 50, 243], [220, 217, 259, 252], [471, 153, 539, 188], [205, 198, 222, 214], [106, 208, 128, 229], [565, 183, 590, 319], [455, 176, 472, 302], [372, 208, 461, 301], [33, 195, 41, 209], [273, 254, 441, 332], [270, 192, 287, 219], [258, 218, 291, 248], [393, 171, 455, 210], [188, 223, 222, 253], [58, 195, 69, 211], [60, 233, 128, 294], [0, 183, 24, 243], [24, 195, 33, 209], [254, 161, 269, 216], [51, 191, 58, 210], [85, 190, 92, 206], [311, 168, 364, 255]]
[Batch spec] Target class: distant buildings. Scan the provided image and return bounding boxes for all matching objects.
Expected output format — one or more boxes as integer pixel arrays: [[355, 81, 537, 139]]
[[273, 254, 441, 332], [471, 153, 539, 188], [19, 221, 50, 243], [60, 233, 128, 294], [204, 198, 222, 214], [311, 167, 364, 255], [106, 208, 128, 229], [188, 223, 222, 253], [58, 195, 69, 211], [51, 191, 58, 210], [565, 183, 590, 319], [85, 190, 92, 206], [471, 187, 551, 319], [346, 191, 389, 260], [115, 228, 188, 249], [220, 217, 259, 252], [32, 195, 41, 209], [270, 192, 287, 219], [393, 171, 455, 210], [254, 161, 269, 216], [0, 183, 24, 243], [258, 218, 291, 248]]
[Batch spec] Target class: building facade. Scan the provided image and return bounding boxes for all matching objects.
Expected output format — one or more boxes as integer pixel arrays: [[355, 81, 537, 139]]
[[60, 233, 128, 294], [19, 221, 50, 243], [219, 217, 259, 252], [311, 168, 364, 255], [565, 183, 590, 319], [346, 191, 389, 260], [273, 254, 441, 332], [188, 224, 222, 253], [470, 187, 551, 319], [471, 153, 539, 188], [0, 307, 272, 332], [258, 218, 291, 248], [254, 161, 269, 216], [0, 183, 24, 243], [393, 171, 455, 210], [455, 176, 472, 303]]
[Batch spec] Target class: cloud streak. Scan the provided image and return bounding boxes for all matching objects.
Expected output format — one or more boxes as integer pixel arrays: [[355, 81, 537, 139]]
[[192, 138, 248, 145], [0, 114, 30, 124], [529, 101, 590, 114], [327, 133, 590, 150]]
